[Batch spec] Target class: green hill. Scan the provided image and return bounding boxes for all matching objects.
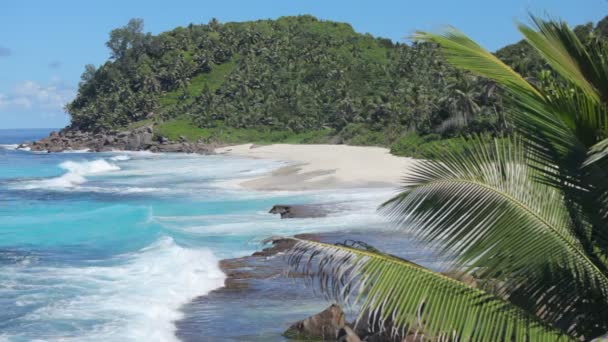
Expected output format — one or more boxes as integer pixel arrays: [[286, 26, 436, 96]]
[[66, 15, 608, 157]]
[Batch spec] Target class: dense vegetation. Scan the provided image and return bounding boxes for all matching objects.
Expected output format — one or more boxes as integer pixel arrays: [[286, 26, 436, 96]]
[[67, 15, 608, 157], [288, 16, 608, 340]]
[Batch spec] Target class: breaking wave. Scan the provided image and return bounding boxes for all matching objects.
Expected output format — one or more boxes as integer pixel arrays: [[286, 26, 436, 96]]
[[15, 159, 120, 189]]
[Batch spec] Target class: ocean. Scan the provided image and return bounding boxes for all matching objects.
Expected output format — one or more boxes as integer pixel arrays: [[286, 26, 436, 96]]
[[0, 129, 416, 341]]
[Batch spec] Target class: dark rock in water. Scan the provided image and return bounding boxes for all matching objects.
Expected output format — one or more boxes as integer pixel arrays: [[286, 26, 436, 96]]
[[352, 311, 401, 342], [269, 204, 331, 219], [245, 233, 319, 258], [403, 333, 425, 342], [361, 330, 424, 342], [352, 308, 428, 342], [175, 230, 441, 341], [337, 326, 361, 342], [223, 234, 318, 289], [283, 304, 346, 340], [251, 237, 299, 257], [175, 234, 325, 341]]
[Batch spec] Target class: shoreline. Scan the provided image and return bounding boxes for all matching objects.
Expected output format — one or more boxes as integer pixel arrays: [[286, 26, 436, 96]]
[[216, 143, 418, 191], [25, 128, 420, 191], [5, 137, 421, 340], [176, 144, 420, 339]]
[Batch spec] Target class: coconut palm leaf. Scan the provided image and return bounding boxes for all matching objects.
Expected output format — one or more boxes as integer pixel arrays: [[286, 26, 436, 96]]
[[287, 238, 571, 341], [582, 137, 608, 252], [415, 22, 607, 154], [506, 20, 608, 266], [415, 18, 608, 269], [414, 26, 588, 161], [381, 135, 608, 336], [413, 28, 582, 184], [496, 69, 608, 273], [412, 28, 542, 98], [518, 17, 605, 102], [584, 137, 608, 168]]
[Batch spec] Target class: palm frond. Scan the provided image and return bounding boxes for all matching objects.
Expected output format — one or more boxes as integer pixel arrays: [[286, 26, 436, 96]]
[[416, 20, 608, 274], [518, 16, 608, 103], [415, 21, 606, 152], [518, 19, 598, 101], [381, 136, 608, 336], [584, 138, 608, 168], [286, 238, 571, 341], [413, 29, 542, 98], [404, 15, 608, 340], [582, 138, 608, 251]]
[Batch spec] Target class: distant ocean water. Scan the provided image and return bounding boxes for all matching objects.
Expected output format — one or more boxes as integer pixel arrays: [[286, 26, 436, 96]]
[[0, 128, 399, 341]]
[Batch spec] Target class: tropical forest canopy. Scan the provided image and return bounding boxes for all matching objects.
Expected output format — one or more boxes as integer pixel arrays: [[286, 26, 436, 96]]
[[67, 15, 608, 152]]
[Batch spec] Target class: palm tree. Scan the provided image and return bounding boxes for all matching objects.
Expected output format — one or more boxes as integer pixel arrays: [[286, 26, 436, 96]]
[[285, 16, 608, 341], [438, 74, 482, 132]]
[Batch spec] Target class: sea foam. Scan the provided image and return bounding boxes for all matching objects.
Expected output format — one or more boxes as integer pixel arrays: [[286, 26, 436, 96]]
[[0, 144, 19, 150], [16, 159, 120, 189], [110, 155, 131, 161], [1, 148, 397, 340], [1, 144, 32, 151], [60, 159, 120, 175], [3, 237, 225, 341]]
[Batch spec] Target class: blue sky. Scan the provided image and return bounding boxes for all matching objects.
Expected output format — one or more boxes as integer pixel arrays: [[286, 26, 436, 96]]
[[0, 0, 606, 128]]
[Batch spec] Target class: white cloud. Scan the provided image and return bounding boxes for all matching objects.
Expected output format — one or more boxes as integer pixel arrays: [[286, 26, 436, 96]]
[[0, 80, 75, 114]]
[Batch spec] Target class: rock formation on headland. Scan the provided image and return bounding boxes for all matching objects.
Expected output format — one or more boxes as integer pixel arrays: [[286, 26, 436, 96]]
[[217, 236, 425, 341], [26, 125, 214, 154]]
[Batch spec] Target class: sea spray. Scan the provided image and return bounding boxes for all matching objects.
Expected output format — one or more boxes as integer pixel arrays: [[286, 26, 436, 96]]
[[1, 237, 225, 341], [0, 144, 19, 150], [59, 159, 120, 175], [109, 155, 131, 161], [14, 159, 120, 189]]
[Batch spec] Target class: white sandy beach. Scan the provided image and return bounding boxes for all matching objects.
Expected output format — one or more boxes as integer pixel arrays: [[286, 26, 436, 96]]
[[216, 144, 418, 190]]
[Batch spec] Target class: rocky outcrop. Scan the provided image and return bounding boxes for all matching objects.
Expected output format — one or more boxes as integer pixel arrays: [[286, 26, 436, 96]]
[[220, 235, 426, 342], [175, 233, 323, 341], [337, 326, 362, 342], [251, 236, 301, 257], [283, 304, 347, 340], [351, 311, 405, 342], [176, 230, 435, 341], [26, 125, 214, 154], [219, 234, 318, 290], [269, 204, 332, 219]]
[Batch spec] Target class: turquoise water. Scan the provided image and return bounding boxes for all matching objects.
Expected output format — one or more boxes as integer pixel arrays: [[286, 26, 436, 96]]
[[0, 129, 395, 341]]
